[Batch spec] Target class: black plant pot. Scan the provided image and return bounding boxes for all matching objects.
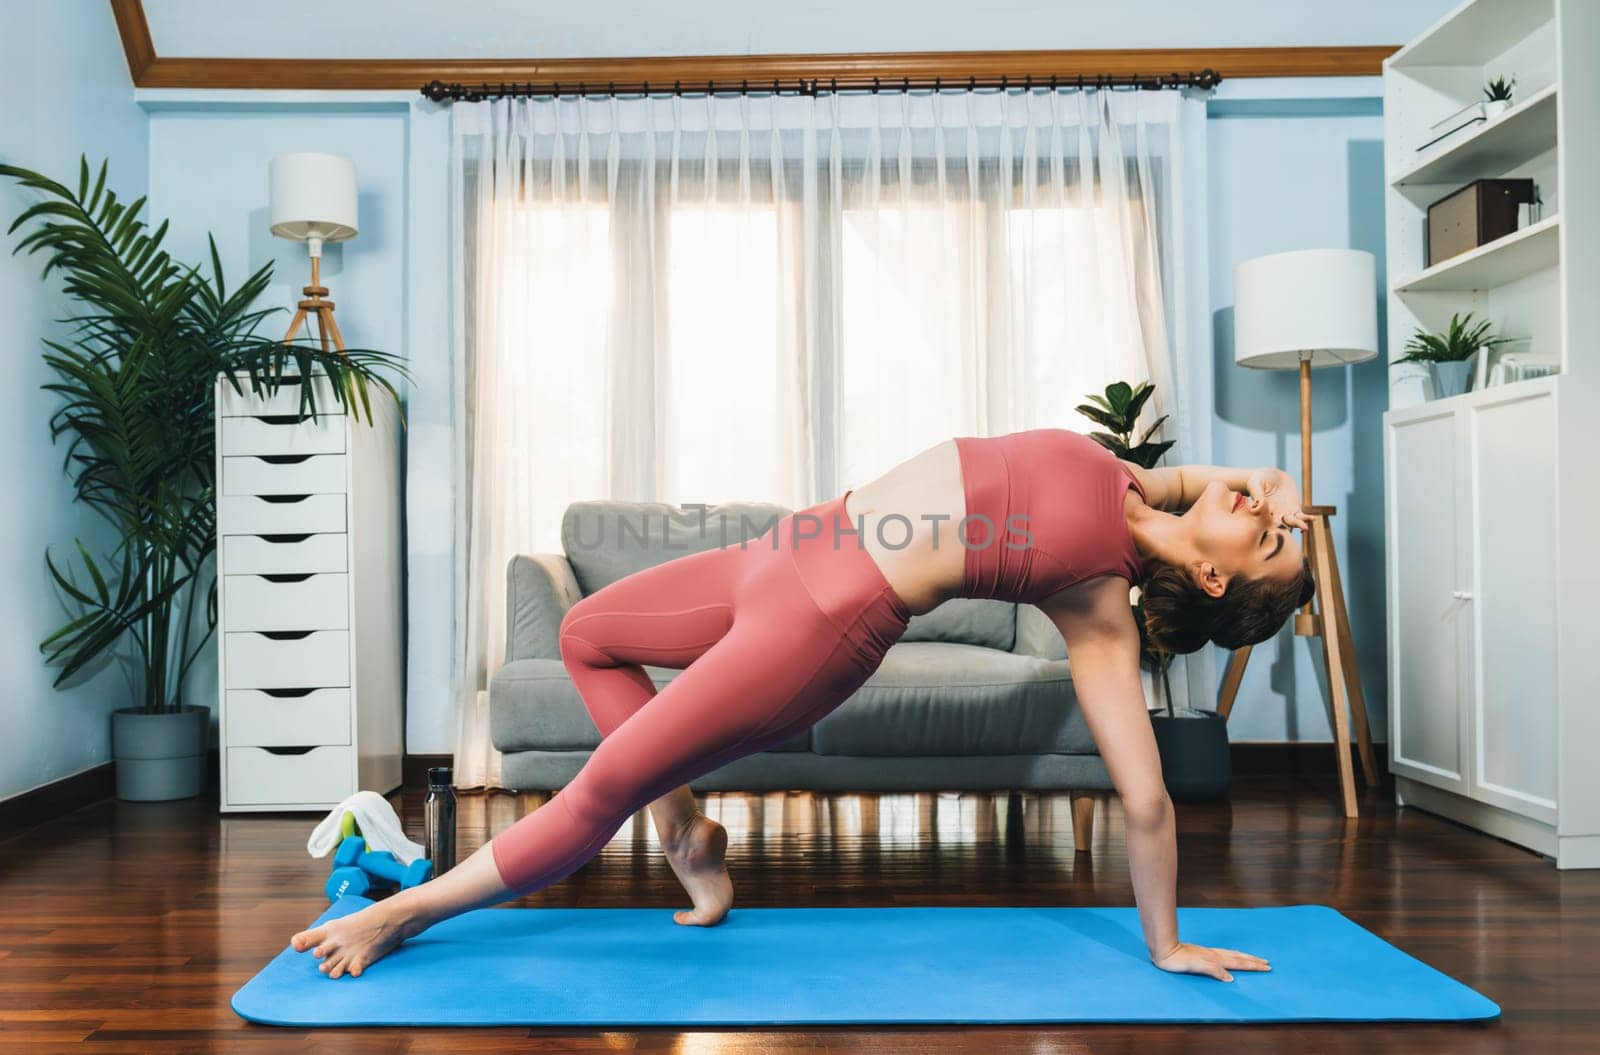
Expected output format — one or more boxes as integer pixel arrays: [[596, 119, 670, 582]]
[[1148, 709, 1232, 801]]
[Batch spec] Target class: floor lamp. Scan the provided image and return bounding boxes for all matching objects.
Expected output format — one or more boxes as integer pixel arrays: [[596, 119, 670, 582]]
[[269, 151, 359, 353], [1226, 248, 1380, 819]]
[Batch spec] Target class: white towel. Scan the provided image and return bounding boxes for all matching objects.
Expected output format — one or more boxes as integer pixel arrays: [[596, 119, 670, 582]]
[[306, 791, 428, 865]]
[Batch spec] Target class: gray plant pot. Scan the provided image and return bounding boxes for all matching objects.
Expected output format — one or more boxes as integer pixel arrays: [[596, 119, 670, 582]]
[[110, 706, 208, 801], [1148, 709, 1232, 801], [1429, 359, 1474, 399]]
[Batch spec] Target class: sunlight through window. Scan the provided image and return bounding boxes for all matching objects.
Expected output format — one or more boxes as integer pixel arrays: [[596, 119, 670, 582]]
[[663, 206, 786, 504]]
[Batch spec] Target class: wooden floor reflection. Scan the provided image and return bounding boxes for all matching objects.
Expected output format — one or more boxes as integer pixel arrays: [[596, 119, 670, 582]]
[[1, 773, 1593, 1052]]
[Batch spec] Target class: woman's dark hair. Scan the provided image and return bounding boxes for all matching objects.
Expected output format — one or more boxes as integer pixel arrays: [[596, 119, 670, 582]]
[[1139, 557, 1316, 655]]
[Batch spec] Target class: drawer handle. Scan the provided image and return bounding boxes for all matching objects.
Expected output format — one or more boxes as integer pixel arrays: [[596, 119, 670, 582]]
[[261, 573, 313, 583], [259, 494, 311, 504], [253, 414, 311, 426], [256, 454, 313, 465], [262, 688, 316, 698], [258, 534, 312, 543], [262, 746, 317, 756], [258, 630, 314, 641]]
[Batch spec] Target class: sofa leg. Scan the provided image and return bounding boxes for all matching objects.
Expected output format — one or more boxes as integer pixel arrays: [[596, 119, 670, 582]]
[[1070, 792, 1095, 853]]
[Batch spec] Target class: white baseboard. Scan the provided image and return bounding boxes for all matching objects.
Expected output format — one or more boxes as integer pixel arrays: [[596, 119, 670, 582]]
[[1395, 776, 1557, 860]]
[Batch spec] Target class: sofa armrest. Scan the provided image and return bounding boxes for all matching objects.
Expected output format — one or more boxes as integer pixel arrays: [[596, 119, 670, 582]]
[[506, 553, 584, 662], [1013, 602, 1068, 662]]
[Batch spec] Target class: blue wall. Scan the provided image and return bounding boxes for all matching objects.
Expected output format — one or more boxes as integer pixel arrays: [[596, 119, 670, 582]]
[[140, 97, 456, 751], [1203, 96, 1390, 742], [145, 103, 415, 719], [0, 5, 150, 799]]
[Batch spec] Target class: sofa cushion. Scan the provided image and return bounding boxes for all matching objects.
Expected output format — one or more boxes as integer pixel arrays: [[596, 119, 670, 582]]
[[810, 642, 1090, 756], [489, 659, 812, 753], [562, 500, 791, 594], [900, 597, 1016, 651], [505, 554, 584, 662]]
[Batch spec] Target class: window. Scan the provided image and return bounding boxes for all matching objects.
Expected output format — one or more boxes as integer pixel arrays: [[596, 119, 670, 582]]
[[663, 206, 786, 503]]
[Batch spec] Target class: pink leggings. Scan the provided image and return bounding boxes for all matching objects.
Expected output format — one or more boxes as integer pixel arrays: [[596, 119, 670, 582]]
[[490, 490, 912, 893]]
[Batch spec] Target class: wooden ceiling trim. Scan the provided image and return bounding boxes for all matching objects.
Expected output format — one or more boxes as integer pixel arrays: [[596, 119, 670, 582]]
[[109, 0, 155, 82], [110, 1, 1395, 92]]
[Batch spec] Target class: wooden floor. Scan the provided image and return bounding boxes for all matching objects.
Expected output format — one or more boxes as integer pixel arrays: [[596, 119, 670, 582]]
[[1, 773, 1595, 1053]]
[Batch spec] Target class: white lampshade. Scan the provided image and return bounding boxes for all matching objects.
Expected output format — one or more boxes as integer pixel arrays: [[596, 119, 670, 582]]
[[1234, 248, 1377, 369], [269, 152, 358, 251]]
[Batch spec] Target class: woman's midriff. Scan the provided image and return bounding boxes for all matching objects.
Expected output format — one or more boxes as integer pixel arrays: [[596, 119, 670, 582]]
[[843, 439, 970, 616]]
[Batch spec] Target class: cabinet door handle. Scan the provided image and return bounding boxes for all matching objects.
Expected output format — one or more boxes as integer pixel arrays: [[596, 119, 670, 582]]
[[1451, 590, 1474, 601]]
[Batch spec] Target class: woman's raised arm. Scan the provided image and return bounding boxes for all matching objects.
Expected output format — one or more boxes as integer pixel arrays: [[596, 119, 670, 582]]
[[1132, 464, 1309, 530]]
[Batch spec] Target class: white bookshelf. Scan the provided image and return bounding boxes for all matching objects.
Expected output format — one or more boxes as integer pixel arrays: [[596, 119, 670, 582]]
[[1382, 0, 1600, 869], [1390, 83, 1556, 187], [1394, 213, 1559, 292]]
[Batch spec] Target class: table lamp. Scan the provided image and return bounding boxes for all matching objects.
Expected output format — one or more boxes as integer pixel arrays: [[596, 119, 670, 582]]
[[1223, 247, 1379, 819], [269, 151, 359, 352]]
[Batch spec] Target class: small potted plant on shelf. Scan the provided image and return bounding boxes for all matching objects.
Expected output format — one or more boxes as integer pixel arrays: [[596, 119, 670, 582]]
[[1483, 75, 1516, 118], [1077, 381, 1230, 801], [1397, 312, 1514, 401], [2, 157, 407, 801]]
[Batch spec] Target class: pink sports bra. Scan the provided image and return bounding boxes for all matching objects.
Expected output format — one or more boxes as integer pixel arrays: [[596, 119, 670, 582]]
[[952, 428, 1147, 604]]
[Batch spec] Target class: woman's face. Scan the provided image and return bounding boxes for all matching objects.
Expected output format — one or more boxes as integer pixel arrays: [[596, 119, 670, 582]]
[[1183, 479, 1304, 596]]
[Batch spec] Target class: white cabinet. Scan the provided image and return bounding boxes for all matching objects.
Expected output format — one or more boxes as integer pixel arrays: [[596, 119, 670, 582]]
[[215, 376, 404, 812], [1385, 379, 1560, 846], [1464, 387, 1558, 823], [1386, 407, 1467, 794], [1384, 0, 1600, 868]]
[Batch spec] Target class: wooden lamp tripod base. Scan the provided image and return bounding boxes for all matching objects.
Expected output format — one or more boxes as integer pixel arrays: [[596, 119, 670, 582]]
[[282, 254, 347, 354], [1216, 356, 1379, 818]]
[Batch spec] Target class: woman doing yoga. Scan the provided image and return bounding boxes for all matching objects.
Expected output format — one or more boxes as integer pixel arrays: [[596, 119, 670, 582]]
[[293, 427, 1313, 983]]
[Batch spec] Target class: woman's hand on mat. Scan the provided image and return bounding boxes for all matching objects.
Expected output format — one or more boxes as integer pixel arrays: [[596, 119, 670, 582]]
[[1246, 469, 1308, 532], [1150, 941, 1271, 983]]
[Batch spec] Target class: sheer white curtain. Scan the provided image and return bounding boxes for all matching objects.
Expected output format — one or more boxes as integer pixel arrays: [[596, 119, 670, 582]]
[[450, 87, 1202, 788]]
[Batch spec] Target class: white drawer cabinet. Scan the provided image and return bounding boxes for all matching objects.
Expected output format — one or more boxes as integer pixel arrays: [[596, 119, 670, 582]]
[[222, 454, 348, 495], [223, 574, 350, 632], [216, 375, 402, 812], [217, 375, 344, 417], [226, 689, 351, 747], [222, 533, 348, 574], [225, 630, 351, 689], [219, 494, 346, 535], [227, 745, 357, 806], [220, 415, 346, 456]]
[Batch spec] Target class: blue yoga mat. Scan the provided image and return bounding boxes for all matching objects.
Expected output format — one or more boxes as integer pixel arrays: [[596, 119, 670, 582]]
[[232, 896, 1499, 1026]]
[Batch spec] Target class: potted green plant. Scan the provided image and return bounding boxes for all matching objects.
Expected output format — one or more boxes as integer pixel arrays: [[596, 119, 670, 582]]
[[2, 157, 406, 801], [1077, 381, 1230, 800], [1483, 75, 1516, 118], [1397, 312, 1514, 400]]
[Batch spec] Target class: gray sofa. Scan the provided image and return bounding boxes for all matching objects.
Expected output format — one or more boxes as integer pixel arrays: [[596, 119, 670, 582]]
[[489, 499, 1115, 802]]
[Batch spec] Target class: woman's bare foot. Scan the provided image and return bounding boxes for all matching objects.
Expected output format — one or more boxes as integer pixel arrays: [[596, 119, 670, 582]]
[[290, 898, 424, 979], [660, 809, 733, 926]]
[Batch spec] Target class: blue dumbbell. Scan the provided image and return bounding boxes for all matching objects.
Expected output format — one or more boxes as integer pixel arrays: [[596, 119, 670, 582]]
[[357, 848, 433, 890], [324, 836, 384, 901], [323, 835, 433, 902], [325, 864, 376, 901]]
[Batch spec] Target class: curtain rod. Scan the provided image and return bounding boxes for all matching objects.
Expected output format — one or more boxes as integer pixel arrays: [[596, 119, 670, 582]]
[[419, 69, 1221, 102]]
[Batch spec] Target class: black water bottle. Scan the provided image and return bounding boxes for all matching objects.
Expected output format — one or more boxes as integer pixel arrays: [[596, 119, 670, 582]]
[[424, 766, 457, 875]]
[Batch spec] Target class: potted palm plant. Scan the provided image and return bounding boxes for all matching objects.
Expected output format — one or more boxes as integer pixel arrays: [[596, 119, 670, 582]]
[[2, 157, 406, 801], [1077, 380, 1230, 800], [1398, 312, 1514, 400]]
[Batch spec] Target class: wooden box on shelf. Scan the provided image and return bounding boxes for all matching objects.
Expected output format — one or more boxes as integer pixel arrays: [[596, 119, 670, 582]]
[[1426, 177, 1535, 266]]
